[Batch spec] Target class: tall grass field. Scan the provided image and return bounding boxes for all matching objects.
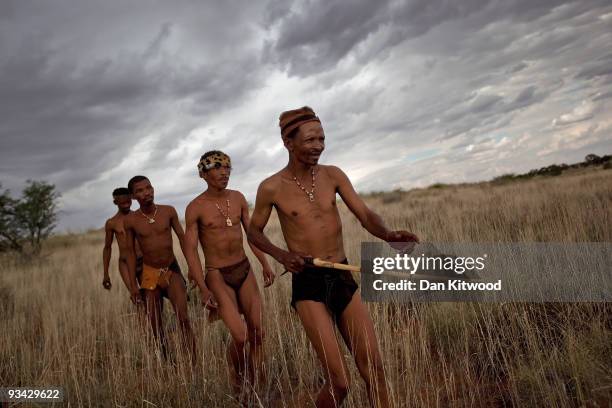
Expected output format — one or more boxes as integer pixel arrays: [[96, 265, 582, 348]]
[[1, 168, 611, 407]]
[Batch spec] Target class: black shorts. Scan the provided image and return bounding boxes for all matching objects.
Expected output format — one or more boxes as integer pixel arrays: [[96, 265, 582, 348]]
[[291, 259, 358, 319]]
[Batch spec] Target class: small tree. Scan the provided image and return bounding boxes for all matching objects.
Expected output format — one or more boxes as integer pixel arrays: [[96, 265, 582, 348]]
[[14, 181, 60, 254], [0, 181, 60, 255], [585, 154, 601, 165], [0, 185, 23, 252]]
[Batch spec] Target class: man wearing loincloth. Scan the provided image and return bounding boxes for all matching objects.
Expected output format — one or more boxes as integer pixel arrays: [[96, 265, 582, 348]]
[[248, 107, 419, 407], [184, 150, 275, 393], [102, 187, 143, 294], [124, 176, 196, 362]]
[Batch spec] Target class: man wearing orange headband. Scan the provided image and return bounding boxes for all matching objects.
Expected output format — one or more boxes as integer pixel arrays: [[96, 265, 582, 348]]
[[248, 106, 419, 407]]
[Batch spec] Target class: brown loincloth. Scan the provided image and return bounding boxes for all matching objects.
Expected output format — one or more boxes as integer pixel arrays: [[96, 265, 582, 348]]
[[206, 258, 251, 290]]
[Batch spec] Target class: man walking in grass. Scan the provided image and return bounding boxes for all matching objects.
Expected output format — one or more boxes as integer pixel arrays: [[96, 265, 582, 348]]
[[248, 106, 419, 407], [101, 187, 143, 294], [185, 150, 275, 395], [124, 176, 196, 363]]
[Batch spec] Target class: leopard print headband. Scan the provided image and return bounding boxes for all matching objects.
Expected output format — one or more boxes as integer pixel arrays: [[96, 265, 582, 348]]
[[197, 152, 232, 173]]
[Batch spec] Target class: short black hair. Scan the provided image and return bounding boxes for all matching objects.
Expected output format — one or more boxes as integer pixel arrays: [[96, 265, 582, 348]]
[[128, 175, 149, 193], [112, 187, 130, 197]]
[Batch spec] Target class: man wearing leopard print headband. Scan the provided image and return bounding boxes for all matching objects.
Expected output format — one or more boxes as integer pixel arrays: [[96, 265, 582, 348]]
[[184, 150, 274, 396], [248, 106, 419, 407]]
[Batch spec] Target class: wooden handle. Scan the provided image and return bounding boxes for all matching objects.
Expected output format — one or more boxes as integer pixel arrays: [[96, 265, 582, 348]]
[[312, 258, 361, 272], [310, 258, 482, 281]]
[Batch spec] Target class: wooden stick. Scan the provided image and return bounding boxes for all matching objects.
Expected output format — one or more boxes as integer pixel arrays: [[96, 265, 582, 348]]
[[311, 258, 361, 272], [310, 257, 481, 281]]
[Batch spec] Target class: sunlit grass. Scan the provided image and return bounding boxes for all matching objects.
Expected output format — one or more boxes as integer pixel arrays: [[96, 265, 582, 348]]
[[1, 168, 611, 407]]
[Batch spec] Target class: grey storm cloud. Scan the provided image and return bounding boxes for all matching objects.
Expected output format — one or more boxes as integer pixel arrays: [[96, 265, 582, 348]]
[[0, 1, 268, 192], [575, 53, 612, 80], [263, 0, 608, 77], [1, 0, 611, 231]]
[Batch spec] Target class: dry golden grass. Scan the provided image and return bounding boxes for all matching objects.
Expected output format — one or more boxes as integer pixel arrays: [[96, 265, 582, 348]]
[[1, 169, 611, 407]]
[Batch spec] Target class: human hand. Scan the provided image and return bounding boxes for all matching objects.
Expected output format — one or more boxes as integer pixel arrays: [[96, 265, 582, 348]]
[[386, 230, 420, 253], [262, 265, 276, 287], [278, 251, 309, 274], [130, 287, 143, 305], [201, 287, 218, 310]]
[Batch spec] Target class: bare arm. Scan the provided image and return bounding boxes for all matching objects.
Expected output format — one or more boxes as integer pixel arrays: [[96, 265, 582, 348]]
[[169, 206, 186, 250], [102, 220, 113, 289], [184, 203, 215, 305], [331, 166, 419, 243], [240, 193, 271, 268], [124, 216, 141, 303], [247, 179, 305, 273], [240, 193, 274, 286]]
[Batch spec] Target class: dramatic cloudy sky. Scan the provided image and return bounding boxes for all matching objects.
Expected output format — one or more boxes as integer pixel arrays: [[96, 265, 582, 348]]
[[1, 0, 611, 231]]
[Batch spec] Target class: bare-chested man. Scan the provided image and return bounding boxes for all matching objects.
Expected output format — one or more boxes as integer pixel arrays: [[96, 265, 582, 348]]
[[124, 175, 196, 362], [102, 187, 143, 293], [248, 107, 419, 408], [185, 150, 275, 393]]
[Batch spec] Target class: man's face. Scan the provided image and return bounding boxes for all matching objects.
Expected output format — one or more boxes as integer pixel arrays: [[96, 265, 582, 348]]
[[288, 121, 325, 165], [131, 179, 154, 206], [203, 164, 231, 190], [113, 195, 132, 214]]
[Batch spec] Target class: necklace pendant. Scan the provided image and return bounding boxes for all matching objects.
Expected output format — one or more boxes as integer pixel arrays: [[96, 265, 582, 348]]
[[226, 217, 233, 227], [148, 219, 155, 224], [308, 193, 315, 202]]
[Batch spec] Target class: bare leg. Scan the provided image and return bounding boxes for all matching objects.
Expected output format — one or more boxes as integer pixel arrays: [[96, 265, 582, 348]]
[[206, 270, 248, 394], [117, 259, 132, 293], [144, 288, 166, 359], [296, 300, 350, 408], [166, 273, 196, 365], [338, 293, 391, 408], [237, 268, 265, 389], [119, 260, 146, 323]]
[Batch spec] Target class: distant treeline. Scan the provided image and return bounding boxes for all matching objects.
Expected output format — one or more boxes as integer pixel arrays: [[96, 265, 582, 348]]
[[365, 153, 611, 200], [491, 153, 612, 184]]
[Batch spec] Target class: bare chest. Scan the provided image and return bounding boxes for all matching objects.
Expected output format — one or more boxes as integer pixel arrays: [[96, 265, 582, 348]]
[[110, 219, 126, 236], [275, 180, 339, 222], [133, 213, 172, 238], [198, 200, 241, 230]]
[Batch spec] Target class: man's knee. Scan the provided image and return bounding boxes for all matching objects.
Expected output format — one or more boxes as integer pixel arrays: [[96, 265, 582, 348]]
[[230, 329, 248, 349], [357, 353, 386, 384], [145, 293, 161, 313], [176, 310, 191, 329], [329, 370, 350, 398], [248, 325, 264, 345], [173, 301, 189, 322]]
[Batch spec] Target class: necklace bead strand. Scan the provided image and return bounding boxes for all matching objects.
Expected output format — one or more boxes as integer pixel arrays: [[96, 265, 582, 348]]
[[139, 205, 158, 224], [293, 167, 316, 202], [215, 199, 233, 227]]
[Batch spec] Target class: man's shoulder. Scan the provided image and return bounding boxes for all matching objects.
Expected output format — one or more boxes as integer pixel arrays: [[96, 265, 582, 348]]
[[227, 189, 247, 201], [123, 211, 137, 227], [258, 171, 283, 192], [320, 164, 343, 177], [320, 165, 349, 186], [186, 193, 207, 210], [254, 175, 281, 204], [158, 204, 177, 215], [185, 195, 216, 222]]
